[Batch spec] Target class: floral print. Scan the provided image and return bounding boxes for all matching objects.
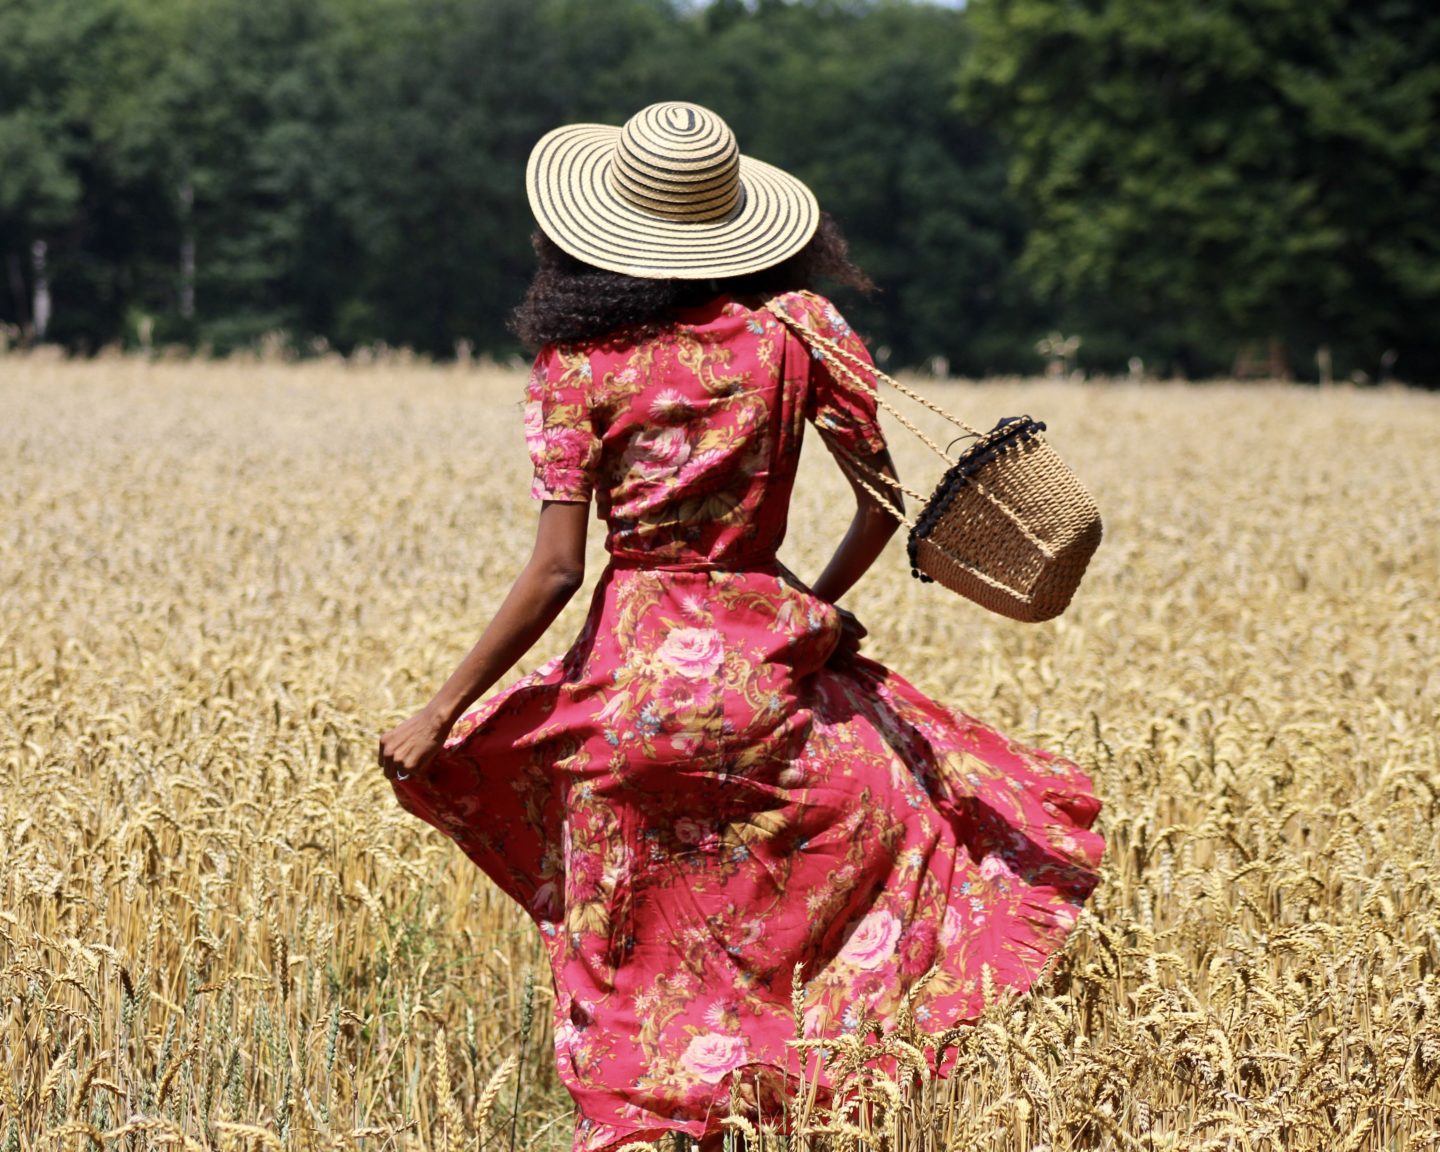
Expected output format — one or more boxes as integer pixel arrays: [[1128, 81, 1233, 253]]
[[389, 291, 1105, 1152], [838, 909, 903, 970]]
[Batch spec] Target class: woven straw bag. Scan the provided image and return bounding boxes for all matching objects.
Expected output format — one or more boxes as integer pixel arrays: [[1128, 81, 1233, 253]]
[[767, 299, 1103, 623]]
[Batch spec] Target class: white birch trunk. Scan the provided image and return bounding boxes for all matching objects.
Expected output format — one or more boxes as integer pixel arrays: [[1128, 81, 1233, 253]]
[[179, 177, 196, 320], [31, 240, 50, 339]]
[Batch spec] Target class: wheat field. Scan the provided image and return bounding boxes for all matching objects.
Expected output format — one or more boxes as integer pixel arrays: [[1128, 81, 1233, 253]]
[[2, 351, 1438, 1151]]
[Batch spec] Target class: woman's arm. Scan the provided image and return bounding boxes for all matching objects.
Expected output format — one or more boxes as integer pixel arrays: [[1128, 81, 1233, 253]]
[[810, 443, 903, 605], [378, 499, 589, 780]]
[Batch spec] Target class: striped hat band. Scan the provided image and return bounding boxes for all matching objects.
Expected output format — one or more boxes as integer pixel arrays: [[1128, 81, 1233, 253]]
[[526, 101, 819, 280]]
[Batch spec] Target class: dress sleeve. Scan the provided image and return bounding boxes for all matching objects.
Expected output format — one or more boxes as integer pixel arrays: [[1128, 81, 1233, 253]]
[[524, 345, 601, 503], [780, 291, 888, 457]]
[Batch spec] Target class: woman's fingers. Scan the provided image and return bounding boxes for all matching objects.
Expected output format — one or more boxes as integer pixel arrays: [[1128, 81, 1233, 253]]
[[829, 606, 867, 663], [836, 606, 867, 642], [378, 715, 445, 780], [378, 732, 408, 780]]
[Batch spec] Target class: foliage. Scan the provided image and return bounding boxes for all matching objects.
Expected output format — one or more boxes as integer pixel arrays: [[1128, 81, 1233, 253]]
[[0, 0, 1037, 370], [0, 0, 138, 346], [2, 0, 1438, 380], [960, 0, 1440, 381]]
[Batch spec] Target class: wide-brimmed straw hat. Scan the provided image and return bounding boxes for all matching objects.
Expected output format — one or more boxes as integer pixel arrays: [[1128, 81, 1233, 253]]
[[526, 101, 819, 280]]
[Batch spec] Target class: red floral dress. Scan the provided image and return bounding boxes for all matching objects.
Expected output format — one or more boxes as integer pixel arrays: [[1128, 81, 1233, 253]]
[[389, 291, 1105, 1152]]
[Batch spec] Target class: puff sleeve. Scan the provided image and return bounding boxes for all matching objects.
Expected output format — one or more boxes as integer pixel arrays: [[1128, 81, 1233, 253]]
[[780, 291, 888, 457], [524, 345, 602, 503]]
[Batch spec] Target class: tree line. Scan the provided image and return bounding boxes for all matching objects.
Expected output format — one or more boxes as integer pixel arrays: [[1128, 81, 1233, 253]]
[[2, 0, 1436, 382]]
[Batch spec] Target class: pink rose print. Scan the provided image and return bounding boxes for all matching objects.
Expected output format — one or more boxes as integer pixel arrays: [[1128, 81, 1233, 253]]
[[675, 817, 706, 845], [554, 1019, 580, 1054], [657, 627, 723, 680], [679, 1032, 748, 1083], [941, 905, 964, 947], [1049, 904, 1077, 929], [523, 399, 544, 443], [622, 426, 692, 480], [839, 909, 902, 970], [979, 853, 1016, 883], [657, 677, 714, 713]]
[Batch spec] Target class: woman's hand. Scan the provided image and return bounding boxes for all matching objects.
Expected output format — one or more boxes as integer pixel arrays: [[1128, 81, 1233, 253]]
[[829, 605, 868, 664], [379, 707, 452, 781]]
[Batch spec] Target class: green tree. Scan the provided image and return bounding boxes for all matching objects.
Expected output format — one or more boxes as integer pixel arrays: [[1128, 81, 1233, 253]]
[[0, 0, 139, 345], [141, 0, 353, 349], [961, 0, 1440, 381], [3, 0, 1036, 367], [0, 0, 356, 351], [325, 0, 686, 354]]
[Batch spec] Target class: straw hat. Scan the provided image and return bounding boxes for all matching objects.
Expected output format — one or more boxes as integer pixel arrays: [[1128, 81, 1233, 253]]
[[526, 101, 819, 280]]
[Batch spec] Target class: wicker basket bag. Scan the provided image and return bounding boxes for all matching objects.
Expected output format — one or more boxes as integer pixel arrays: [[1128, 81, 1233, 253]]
[[767, 300, 1103, 623]]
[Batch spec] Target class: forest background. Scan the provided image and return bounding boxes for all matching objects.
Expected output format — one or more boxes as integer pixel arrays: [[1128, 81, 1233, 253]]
[[2, 0, 1437, 384]]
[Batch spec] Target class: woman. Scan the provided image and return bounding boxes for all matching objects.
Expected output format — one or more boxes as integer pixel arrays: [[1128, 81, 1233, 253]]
[[380, 102, 1104, 1152]]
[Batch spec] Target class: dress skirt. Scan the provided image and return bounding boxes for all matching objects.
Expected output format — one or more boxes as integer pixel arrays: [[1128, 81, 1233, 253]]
[[389, 560, 1104, 1152]]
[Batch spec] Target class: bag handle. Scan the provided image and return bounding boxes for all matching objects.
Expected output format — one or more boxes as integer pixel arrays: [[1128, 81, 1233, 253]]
[[764, 297, 983, 463], [759, 299, 921, 528], [834, 448, 920, 531]]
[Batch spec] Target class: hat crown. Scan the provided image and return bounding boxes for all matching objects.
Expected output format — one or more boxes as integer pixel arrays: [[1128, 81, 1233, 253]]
[[611, 102, 743, 223]]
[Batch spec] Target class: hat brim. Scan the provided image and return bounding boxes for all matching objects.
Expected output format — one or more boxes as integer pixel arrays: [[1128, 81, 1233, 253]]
[[526, 123, 819, 280]]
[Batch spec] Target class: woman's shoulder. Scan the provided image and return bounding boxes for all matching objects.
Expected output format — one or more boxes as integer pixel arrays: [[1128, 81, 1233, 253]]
[[532, 292, 853, 363], [527, 344, 595, 398], [763, 290, 855, 343], [531, 333, 648, 379]]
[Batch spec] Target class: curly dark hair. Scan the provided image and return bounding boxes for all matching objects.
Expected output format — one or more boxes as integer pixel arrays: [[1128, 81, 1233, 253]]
[[511, 213, 874, 351]]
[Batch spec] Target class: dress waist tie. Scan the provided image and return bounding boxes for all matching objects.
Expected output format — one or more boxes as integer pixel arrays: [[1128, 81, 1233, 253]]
[[606, 555, 783, 575]]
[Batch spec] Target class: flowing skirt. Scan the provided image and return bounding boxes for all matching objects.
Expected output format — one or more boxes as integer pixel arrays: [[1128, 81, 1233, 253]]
[[390, 562, 1105, 1152]]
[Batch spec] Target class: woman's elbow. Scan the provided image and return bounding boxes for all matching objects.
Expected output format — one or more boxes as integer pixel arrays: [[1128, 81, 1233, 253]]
[[861, 494, 901, 540], [521, 550, 585, 601], [530, 501, 589, 599], [542, 559, 586, 598]]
